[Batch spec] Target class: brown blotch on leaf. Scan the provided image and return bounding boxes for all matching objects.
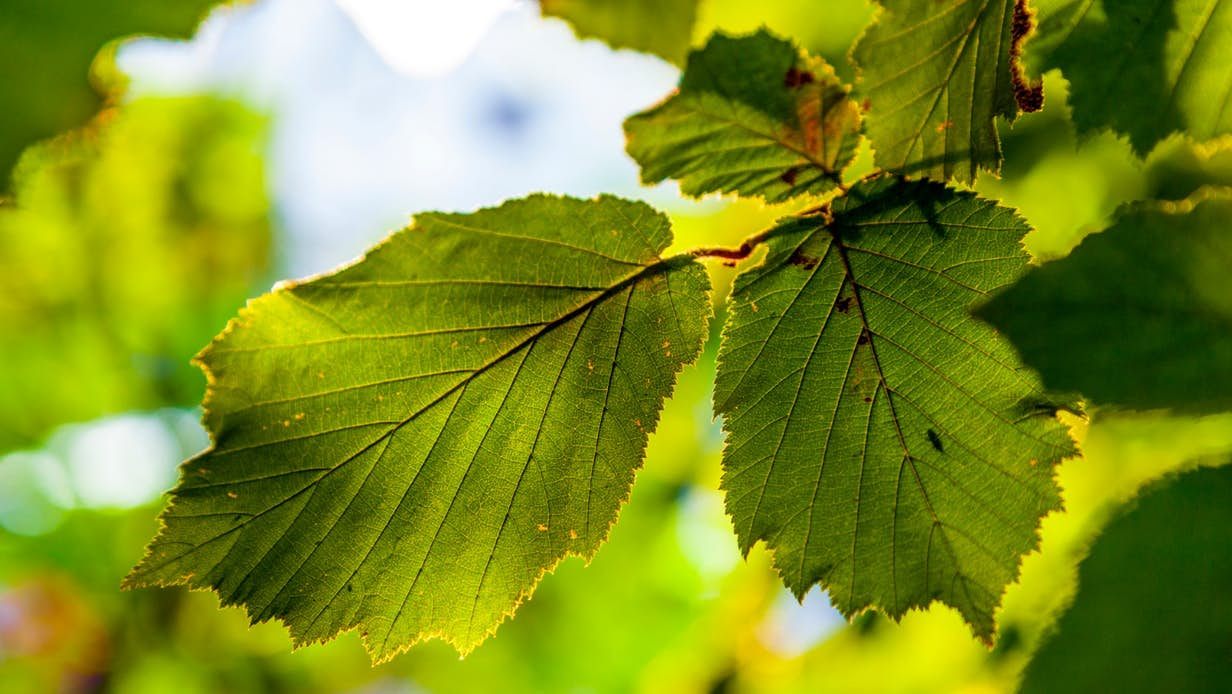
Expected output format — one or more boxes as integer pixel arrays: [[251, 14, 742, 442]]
[[835, 296, 852, 314], [780, 166, 800, 186], [857, 329, 871, 346], [789, 250, 819, 270], [1010, 0, 1045, 113], [784, 66, 815, 88], [861, 97, 872, 113]]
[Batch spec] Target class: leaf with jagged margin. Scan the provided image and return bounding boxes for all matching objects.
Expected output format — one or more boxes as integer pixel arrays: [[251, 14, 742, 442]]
[[714, 177, 1076, 643], [976, 193, 1232, 415], [625, 30, 862, 203], [851, 0, 1044, 183], [125, 194, 711, 661], [1020, 462, 1232, 693], [1031, 0, 1232, 155], [0, 0, 223, 187], [540, 0, 697, 65]]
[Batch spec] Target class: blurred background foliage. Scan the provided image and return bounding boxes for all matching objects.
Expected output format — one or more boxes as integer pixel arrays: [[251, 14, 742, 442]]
[[1, 0, 1230, 692]]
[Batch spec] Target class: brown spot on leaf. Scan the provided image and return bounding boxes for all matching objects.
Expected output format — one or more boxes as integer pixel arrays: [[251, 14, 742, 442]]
[[835, 296, 852, 314], [780, 166, 800, 186], [861, 97, 872, 113], [857, 330, 870, 346], [789, 250, 819, 270], [1010, 0, 1045, 112], [784, 66, 815, 88]]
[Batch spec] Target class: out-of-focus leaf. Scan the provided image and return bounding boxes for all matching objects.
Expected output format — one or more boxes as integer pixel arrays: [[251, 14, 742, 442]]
[[1032, 0, 1232, 154], [0, 0, 223, 186], [0, 97, 271, 451], [625, 30, 862, 203], [539, 0, 698, 65], [1143, 134, 1232, 201], [1020, 462, 1232, 694], [976, 193, 1232, 414], [125, 195, 711, 661], [851, 0, 1043, 183], [714, 177, 1076, 643]]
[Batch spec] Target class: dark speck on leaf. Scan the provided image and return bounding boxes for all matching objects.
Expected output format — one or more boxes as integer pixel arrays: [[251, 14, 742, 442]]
[[857, 330, 870, 346], [784, 67, 815, 88], [780, 166, 800, 186], [789, 250, 819, 269], [927, 429, 944, 453], [835, 296, 852, 314]]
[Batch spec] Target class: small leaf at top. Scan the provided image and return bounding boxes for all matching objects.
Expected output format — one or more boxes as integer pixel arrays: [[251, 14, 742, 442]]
[[540, 0, 698, 65], [851, 0, 1044, 183], [125, 194, 711, 661], [625, 30, 862, 203], [714, 177, 1076, 642], [1032, 0, 1232, 155], [976, 193, 1232, 415]]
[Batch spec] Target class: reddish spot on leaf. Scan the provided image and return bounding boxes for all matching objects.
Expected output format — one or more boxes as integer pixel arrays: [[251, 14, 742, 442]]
[[789, 250, 819, 270], [784, 66, 815, 88], [862, 97, 872, 113]]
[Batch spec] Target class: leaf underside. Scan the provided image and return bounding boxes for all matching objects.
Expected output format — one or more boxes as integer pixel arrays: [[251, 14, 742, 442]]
[[126, 194, 711, 661], [539, 0, 698, 65], [714, 177, 1076, 642], [851, 0, 1043, 183], [976, 194, 1232, 414], [1036, 0, 1232, 154], [625, 30, 862, 203]]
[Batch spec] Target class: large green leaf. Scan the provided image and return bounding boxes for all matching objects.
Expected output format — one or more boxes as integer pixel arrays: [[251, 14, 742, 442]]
[[714, 177, 1076, 642], [0, 96, 270, 451], [851, 0, 1044, 183], [125, 195, 711, 660], [625, 30, 862, 203], [1033, 0, 1232, 155], [976, 193, 1232, 414], [540, 0, 697, 65], [0, 0, 221, 187], [1020, 462, 1232, 693]]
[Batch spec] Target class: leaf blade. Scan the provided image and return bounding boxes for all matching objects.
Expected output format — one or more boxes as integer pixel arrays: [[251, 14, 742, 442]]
[[625, 30, 862, 203], [126, 194, 711, 660], [976, 193, 1232, 414], [851, 0, 1043, 182], [714, 177, 1075, 641]]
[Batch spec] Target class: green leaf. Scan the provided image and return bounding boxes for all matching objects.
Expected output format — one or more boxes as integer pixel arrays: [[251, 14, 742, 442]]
[[125, 194, 711, 660], [851, 0, 1043, 183], [714, 177, 1076, 642], [540, 0, 698, 65], [1033, 0, 1232, 155], [0, 0, 220, 186], [625, 30, 862, 203], [1020, 462, 1232, 694], [0, 96, 270, 451], [975, 193, 1232, 415]]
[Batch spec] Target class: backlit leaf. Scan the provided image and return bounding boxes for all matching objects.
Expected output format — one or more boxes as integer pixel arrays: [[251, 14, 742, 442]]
[[625, 30, 862, 203], [714, 177, 1076, 642], [851, 0, 1043, 182], [125, 194, 711, 661], [1032, 0, 1232, 154], [976, 193, 1232, 414], [540, 0, 698, 65]]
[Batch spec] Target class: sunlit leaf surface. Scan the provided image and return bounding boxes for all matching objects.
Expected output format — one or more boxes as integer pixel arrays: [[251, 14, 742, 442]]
[[625, 30, 862, 203], [126, 194, 711, 660], [851, 0, 1043, 182], [1033, 0, 1232, 154], [714, 177, 1075, 642], [540, 0, 698, 65]]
